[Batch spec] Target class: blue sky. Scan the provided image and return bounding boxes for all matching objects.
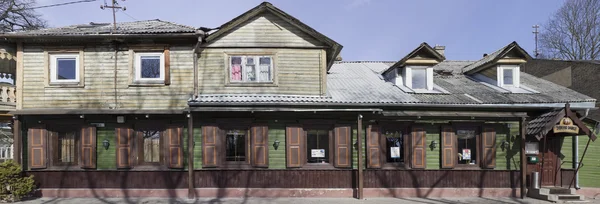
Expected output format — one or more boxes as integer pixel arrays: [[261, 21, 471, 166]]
[[35, 0, 563, 61]]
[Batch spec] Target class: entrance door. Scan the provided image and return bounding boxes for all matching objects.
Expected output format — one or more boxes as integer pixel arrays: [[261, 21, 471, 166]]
[[541, 138, 562, 186]]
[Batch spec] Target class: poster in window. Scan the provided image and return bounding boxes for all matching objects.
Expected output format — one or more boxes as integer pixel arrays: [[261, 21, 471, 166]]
[[311, 149, 325, 158], [390, 147, 401, 158], [462, 149, 471, 160]]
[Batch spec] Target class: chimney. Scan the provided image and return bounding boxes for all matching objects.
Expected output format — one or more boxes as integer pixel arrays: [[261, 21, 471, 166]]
[[434, 45, 445, 57]]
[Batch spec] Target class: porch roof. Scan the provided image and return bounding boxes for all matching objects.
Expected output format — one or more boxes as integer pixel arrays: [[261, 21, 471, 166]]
[[526, 106, 597, 141]]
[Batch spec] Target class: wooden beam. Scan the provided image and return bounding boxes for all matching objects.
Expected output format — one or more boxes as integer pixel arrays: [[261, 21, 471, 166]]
[[16, 42, 23, 110], [187, 113, 195, 199], [13, 116, 21, 167], [520, 117, 527, 199], [357, 114, 363, 199]]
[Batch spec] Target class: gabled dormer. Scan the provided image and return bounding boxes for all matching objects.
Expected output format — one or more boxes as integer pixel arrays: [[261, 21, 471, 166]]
[[382, 43, 445, 93], [462, 42, 535, 93]]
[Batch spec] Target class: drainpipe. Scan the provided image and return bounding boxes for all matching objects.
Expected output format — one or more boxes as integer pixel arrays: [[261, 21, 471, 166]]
[[188, 29, 207, 199], [574, 109, 590, 189], [192, 29, 206, 99]]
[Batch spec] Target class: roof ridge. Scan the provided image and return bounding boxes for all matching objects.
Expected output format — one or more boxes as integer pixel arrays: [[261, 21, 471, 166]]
[[335, 61, 396, 64]]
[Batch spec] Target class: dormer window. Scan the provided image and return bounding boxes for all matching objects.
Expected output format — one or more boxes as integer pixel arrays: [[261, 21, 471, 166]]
[[497, 65, 520, 88], [402, 66, 434, 91]]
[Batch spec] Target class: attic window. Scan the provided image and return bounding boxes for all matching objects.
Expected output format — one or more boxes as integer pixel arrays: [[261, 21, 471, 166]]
[[497, 65, 520, 88], [401, 66, 434, 91]]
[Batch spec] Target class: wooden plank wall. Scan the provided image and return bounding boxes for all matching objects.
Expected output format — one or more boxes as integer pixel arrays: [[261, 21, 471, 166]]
[[21, 45, 193, 110], [364, 170, 521, 188]]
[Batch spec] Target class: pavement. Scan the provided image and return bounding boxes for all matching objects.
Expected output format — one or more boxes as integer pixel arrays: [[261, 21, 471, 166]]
[[15, 197, 600, 204]]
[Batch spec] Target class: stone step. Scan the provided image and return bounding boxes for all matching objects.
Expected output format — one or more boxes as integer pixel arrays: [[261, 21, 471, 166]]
[[556, 194, 585, 201], [547, 187, 576, 195]]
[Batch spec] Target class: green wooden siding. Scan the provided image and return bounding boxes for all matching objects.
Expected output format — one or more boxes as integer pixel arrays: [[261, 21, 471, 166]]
[[352, 125, 366, 169], [425, 124, 441, 169], [193, 127, 202, 169], [560, 123, 600, 187], [96, 126, 116, 170], [268, 124, 286, 169], [495, 122, 521, 170]]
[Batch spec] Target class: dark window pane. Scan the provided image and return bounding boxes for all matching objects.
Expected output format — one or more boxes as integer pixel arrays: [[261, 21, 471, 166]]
[[306, 129, 329, 163], [226, 130, 246, 161], [57, 58, 77, 80], [411, 68, 427, 89], [383, 130, 403, 163], [457, 129, 477, 165], [142, 130, 161, 163], [58, 132, 76, 163], [503, 69, 513, 85], [141, 56, 161, 79]]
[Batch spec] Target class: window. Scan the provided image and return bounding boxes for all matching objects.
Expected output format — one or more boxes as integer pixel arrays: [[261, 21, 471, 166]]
[[141, 130, 161, 163], [225, 130, 247, 162], [135, 52, 165, 82], [503, 68, 513, 85], [306, 129, 330, 163], [230, 56, 273, 83], [411, 68, 427, 89], [456, 129, 477, 165], [383, 130, 403, 163], [497, 65, 520, 88], [57, 131, 77, 165], [50, 54, 79, 83]]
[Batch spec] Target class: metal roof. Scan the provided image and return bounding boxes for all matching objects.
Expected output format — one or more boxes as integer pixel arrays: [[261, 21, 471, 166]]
[[526, 109, 564, 137], [190, 61, 596, 107], [1, 19, 196, 36]]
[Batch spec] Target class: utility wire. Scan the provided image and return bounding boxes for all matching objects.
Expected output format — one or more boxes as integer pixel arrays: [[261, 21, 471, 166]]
[[119, 10, 137, 21], [26, 0, 97, 10]]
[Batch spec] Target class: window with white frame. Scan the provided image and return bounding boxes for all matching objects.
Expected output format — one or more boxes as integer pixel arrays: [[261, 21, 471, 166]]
[[50, 54, 79, 83], [135, 52, 165, 82], [497, 65, 520, 88], [230, 56, 273, 83], [400, 66, 434, 91]]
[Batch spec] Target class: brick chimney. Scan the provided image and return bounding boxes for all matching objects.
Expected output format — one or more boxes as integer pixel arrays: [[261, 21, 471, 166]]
[[434, 45, 445, 57]]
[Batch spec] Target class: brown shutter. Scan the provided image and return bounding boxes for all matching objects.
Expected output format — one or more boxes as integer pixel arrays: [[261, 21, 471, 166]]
[[251, 125, 269, 167], [28, 126, 47, 169], [333, 125, 351, 168], [166, 126, 184, 168], [80, 126, 97, 169], [116, 127, 133, 168], [164, 48, 171, 85], [286, 125, 304, 168], [441, 126, 456, 169], [411, 126, 426, 169], [481, 126, 496, 169], [366, 125, 381, 168], [202, 125, 219, 168]]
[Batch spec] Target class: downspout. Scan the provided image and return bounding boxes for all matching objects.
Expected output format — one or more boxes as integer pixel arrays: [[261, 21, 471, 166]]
[[188, 29, 206, 199], [113, 41, 119, 109], [192, 29, 207, 99], [574, 109, 591, 189]]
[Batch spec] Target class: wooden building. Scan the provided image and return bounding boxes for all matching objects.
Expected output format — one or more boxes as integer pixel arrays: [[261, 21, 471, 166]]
[[0, 2, 597, 199]]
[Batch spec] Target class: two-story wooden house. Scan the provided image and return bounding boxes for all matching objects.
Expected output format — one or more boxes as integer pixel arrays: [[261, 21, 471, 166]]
[[1, 2, 597, 200]]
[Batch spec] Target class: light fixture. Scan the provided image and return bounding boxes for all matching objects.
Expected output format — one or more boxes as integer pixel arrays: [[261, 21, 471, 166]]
[[117, 116, 125, 123], [186, 113, 191, 118], [429, 140, 438, 151], [353, 141, 358, 149], [501, 140, 510, 152], [80, 114, 85, 119], [102, 139, 110, 150], [145, 114, 150, 118], [273, 139, 281, 150]]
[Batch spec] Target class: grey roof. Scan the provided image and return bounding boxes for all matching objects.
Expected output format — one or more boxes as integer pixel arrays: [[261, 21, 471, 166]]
[[526, 109, 563, 137], [2, 19, 196, 36], [462, 41, 532, 74], [190, 61, 596, 107], [381, 42, 445, 74]]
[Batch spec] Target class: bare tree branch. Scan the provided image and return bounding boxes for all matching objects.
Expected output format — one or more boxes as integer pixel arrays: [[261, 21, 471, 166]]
[[0, 0, 46, 32], [540, 0, 600, 60]]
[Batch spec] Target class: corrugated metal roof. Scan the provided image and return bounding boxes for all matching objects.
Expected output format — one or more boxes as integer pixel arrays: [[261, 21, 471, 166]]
[[3, 19, 196, 36], [190, 61, 596, 106], [526, 109, 564, 137]]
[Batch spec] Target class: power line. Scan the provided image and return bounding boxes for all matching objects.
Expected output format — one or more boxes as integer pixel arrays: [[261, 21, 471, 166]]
[[119, 10, 137, 21], [27, 0, 97, 10]]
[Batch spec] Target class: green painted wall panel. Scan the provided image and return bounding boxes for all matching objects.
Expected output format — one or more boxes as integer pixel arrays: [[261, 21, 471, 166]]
[[352, 125, 365, 169], [193, 127, 202, 169], [425, 125, 441, 169], [561, 123, 600, 187], [268, 124, 286, 169], [494, 122, 521, 170], [96, 126, 116, 170]]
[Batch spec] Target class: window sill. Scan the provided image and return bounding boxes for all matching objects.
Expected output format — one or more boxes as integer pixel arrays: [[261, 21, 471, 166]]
[[128, 83, 167, 87], [46, 83, 84, 88], [381, 162, 409, 170], [454, 164, 481, 170], [300, 163, 335, 169], [225, 82, 278, 87]]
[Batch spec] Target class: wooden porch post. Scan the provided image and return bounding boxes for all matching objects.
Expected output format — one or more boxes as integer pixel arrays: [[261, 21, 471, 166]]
[[13, 116, 21, 166], [520, 117, 527, 199], [357, 114, 363, 199], [187, 112, 195, 199]]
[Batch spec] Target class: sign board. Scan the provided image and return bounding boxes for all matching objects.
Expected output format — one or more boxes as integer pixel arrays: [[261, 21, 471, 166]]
[[311, 149, 325, 158], [525, 142, 539, 155], [462, 149, 471, 160], [390, 147, 400, 158], [553, 117, 579, 134]]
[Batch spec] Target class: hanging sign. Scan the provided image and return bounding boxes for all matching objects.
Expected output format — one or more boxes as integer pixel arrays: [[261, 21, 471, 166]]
[[462, 149, 471, 160], [390, 147, 400, 158], [553, 117, 579, 134], [311, 149, 325, 158]]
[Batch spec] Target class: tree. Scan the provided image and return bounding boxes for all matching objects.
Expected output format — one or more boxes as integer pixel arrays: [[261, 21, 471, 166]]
[[539, 0, 600, 60], [0, 0, 47, 32]]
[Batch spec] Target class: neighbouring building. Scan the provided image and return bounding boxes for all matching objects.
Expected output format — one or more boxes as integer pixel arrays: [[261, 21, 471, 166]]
[[0, 2, 597, 200]]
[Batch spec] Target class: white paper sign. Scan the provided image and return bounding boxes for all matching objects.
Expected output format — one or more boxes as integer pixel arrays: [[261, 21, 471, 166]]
[[311, 149, 325, 158], [462, 149, 471, 160], [390, 147, 400, 158]]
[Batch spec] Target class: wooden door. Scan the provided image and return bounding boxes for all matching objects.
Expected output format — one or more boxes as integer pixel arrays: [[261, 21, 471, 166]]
[[541, 138, 562, 186]]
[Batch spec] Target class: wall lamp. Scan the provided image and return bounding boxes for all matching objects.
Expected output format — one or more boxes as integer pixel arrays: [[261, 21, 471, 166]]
[[273, 139, 281, 150], [429, 140, 438, 151], [102, 139, 110, 150], [501, 140, 510, 152]]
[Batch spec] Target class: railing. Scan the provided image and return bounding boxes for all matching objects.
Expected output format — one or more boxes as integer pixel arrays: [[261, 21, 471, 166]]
[[0, 73, 14, 85], [0, 145, 13, 161], [0, 85, 16, 104]]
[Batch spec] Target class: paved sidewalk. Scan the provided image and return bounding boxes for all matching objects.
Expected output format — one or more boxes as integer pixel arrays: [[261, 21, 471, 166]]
[[15, 197, 600, 204]]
